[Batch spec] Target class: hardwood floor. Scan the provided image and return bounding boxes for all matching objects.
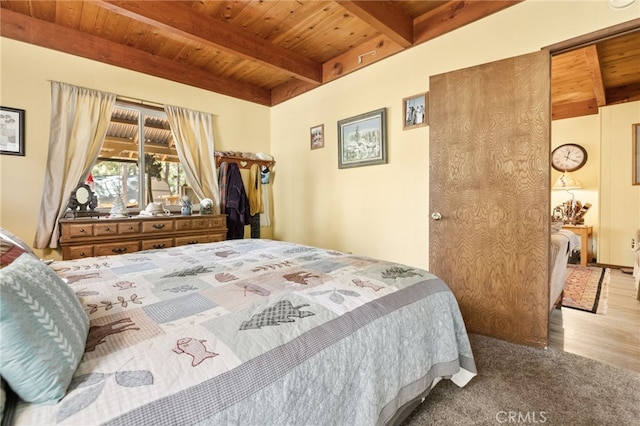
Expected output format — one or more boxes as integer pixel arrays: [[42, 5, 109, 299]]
[[549, 267, 640, 372]]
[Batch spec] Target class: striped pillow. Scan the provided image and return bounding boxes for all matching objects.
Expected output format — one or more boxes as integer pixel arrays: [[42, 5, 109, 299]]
[[0, 254, 89, 404], [0, 240, 25, 269]]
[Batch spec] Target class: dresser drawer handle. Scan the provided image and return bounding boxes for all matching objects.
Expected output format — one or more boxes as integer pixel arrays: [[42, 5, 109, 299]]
[[105, 227, 111, 232], [152, 244, 166, 249], [79, 252, 87, 257], [79, 229, 86, 233], [153, 224, 165, 229], [129, 226, 135, 231], [187, 240, 198, 245], [112, 247, 128, 254]]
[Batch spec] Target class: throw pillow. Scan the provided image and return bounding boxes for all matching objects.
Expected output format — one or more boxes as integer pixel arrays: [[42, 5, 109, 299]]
[[0, 379, 5, 423], [551, 221, 564, 233], [0, 240, 26, 269], [0, 227, 35, 256], [0, 254, 89, 404]]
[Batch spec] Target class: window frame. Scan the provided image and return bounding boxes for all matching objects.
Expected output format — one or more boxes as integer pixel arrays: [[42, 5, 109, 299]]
[[91, 101, 188, 213]]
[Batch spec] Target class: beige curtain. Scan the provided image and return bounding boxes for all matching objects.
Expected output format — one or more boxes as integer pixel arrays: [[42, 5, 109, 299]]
[[33, 82, 116, 249], [164, 105, 220, 213]]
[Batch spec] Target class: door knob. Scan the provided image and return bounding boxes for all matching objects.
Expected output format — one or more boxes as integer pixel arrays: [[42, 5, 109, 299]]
[[431, 212, 442, 220]]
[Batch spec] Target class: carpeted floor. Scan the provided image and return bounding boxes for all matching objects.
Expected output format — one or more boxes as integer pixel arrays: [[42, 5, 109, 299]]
[[402, 333, 640, 426], [562, 265, 610, 314]]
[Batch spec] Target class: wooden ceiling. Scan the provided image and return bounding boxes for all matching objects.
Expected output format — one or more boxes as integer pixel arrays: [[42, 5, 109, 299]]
[[550, 24, 640, 120], [1, 1, 639, 119]]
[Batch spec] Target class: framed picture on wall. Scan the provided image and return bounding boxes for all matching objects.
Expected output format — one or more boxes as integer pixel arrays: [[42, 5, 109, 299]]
[[402, 92, 428, 130], [310, 124, 324, 150], [337, 108, 387, 169], [633, 123, 639, 185], [0, 106, 25, 156]]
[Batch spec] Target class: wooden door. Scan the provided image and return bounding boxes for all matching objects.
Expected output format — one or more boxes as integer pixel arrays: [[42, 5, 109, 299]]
[[429, 50, 551, 347]]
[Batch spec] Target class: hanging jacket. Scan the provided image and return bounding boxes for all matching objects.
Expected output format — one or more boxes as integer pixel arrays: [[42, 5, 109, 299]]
[[248, 163, 263, 216], [218, 161, 229, 213], [224, 162, 250, 239]]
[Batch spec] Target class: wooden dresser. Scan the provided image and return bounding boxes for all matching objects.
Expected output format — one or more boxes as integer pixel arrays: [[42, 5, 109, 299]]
[[59, 215, 227, 260]]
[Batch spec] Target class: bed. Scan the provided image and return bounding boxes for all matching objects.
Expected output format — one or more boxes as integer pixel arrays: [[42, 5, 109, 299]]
[[550, 227, 580, 311], [1, 237, 476, 425]]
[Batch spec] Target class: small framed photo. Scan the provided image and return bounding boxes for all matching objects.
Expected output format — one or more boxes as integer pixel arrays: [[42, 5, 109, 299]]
[[338, 108, 387, 169], [402, 92, 428, 130], [633, 123, 639, 185], [311, 124, 324, 150], [0, 106, 25, 156]]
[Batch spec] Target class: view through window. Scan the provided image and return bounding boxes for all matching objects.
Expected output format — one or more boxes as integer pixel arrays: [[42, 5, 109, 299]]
[[91, 103, 189, 209]]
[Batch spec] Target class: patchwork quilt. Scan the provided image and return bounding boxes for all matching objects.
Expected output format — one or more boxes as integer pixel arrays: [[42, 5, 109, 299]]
[[8, 239, 476, 425]]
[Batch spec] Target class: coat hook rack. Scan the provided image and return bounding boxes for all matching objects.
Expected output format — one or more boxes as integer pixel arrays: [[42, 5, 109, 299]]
[[215, 152, 275, 170]]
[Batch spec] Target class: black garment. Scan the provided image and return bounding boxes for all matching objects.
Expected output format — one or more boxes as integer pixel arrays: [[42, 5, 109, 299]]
[[224, 163, 250, 239], [250, 213, 260, 238]]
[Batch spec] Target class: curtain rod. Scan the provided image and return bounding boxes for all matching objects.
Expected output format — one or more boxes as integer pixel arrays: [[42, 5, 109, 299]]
[[47, 80, 165, 109], [46, 81, 219, 116], [116, 95, 164, 110]]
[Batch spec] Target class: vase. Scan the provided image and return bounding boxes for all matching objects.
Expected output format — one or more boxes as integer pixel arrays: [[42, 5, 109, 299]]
[[181, 206, 191, 216]]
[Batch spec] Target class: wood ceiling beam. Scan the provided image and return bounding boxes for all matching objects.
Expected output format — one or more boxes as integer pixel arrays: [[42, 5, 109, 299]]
[[103, 138, 175, 157], [271, 80, 321, 107], [583, 45, 607, 107], [413, 1, 522, 44], [110, 117, 137, 126], [552, 99, 599, 121], [99, 0, 322, 84], [607, 82, 640, 105], [273, 33, 404, 105], [0, 9, 271, 106], [322, 34, 403, 84], [335, 0, 413, 48]]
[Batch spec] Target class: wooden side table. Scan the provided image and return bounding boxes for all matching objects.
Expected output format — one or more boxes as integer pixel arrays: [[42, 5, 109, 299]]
[[562, 224, 593, 266]]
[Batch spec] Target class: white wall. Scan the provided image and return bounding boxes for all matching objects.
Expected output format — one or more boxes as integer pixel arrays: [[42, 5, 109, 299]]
[[552, 115, 601, 260], [270, 0, 639, 269], [1, 1, 637, 269], [600, 102, 640, 266], [552, 102, 640, 267], [0, 38, 270, 259]]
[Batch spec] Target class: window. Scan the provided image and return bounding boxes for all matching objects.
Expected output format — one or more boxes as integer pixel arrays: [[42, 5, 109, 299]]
[[90, 103, 190, 210]]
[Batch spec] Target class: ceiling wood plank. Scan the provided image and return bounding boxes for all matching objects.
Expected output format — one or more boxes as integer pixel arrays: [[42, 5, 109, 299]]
[[583, 45, 607, 107], [0, 8, 271, 106], [336, 0, 413, 48], [413, 0, 522, 45], [99, 0, 322, 84]]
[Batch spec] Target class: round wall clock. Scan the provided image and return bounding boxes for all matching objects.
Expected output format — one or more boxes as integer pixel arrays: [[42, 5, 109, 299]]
[[551, 143, 588, 172]]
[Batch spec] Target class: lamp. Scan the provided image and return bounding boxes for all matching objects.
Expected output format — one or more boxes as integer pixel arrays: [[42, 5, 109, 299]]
[[553, 171, 582, 223]]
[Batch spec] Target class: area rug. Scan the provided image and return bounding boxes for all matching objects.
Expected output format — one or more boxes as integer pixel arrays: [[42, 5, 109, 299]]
[[562, 265, 609, 314], [401, 334, 640, 426]]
